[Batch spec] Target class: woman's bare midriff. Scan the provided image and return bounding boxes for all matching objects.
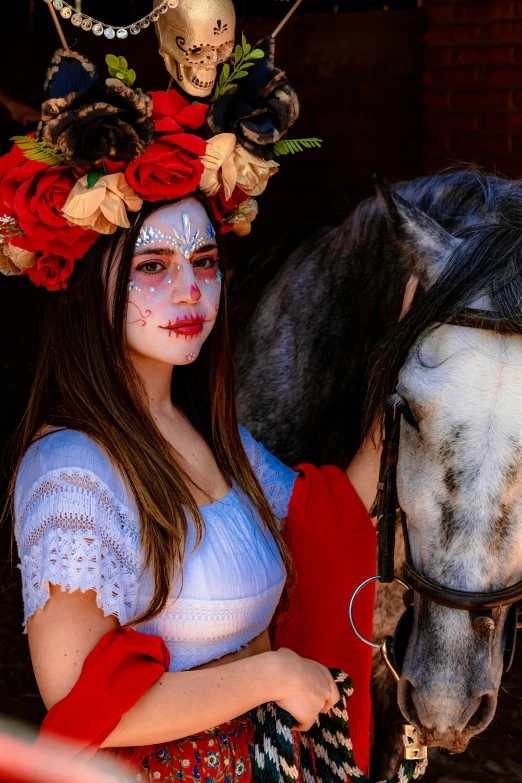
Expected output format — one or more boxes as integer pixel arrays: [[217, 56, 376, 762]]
[[190, 629, 271, 670]]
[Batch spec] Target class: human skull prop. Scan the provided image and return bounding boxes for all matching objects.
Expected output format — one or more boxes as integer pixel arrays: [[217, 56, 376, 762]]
[[153, 0, 236, 99]]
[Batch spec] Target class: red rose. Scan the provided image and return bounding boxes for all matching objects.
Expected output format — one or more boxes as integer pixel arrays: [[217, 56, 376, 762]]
[[25, 251, 75, 291], [149, 91, 208, 136], [125, 136, 207, 202], [209, 186, 248, 233], [0, 148, 98, 261], [0, 144, 25, 221]]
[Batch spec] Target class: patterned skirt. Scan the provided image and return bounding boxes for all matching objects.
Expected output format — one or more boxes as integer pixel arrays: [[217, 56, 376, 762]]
[[132, 716, 257, 783]]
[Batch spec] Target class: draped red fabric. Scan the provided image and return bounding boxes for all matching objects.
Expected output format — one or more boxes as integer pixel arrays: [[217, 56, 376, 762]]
[[36, 469, 376, 776], [274, 464, 376, 775], [37, 626, 170, 764]]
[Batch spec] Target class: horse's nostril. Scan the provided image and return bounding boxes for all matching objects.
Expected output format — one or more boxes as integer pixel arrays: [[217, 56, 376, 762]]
[[466, 691, 497, 732]]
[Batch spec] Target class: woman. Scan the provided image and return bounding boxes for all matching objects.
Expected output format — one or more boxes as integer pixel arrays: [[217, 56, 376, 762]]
[[3, 48, 385, 783]]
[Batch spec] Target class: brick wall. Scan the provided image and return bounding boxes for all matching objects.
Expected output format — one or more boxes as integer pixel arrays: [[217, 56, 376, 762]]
[[424, 0, 522, 175]]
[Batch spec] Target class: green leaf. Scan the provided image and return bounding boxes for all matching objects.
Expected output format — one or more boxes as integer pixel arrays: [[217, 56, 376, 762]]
[[221, 62, 230, 81], [105, 54, 120, 70], [242, 33, 251, 55], [249, 48, 265, 59], [234, 44, 243, 63], [233, 70, 250, 79], [86, 170, 104, 188], [116, 72, 125, 79], [11, 135, 65, 166], [126, 68, 136, 85], [119, 56, 128, 70], [273, 138, 323, 156]]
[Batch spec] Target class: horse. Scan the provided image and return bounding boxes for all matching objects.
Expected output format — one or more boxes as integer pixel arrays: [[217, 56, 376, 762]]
[[231, 169, 522, 777]]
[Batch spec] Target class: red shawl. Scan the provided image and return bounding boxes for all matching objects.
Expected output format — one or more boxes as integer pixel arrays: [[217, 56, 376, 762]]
[[36, 466, 376, 774]]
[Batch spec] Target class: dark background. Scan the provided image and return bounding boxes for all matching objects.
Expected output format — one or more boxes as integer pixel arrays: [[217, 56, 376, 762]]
[[2, 2, 522, 781]]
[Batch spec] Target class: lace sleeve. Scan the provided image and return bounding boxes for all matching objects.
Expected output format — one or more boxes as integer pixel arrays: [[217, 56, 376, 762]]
[[239, 426, 298, 520], [14, 466, 142, 633]]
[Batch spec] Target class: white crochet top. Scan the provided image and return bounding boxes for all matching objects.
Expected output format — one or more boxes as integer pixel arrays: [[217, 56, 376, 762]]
[[14, 426, 297, 672]]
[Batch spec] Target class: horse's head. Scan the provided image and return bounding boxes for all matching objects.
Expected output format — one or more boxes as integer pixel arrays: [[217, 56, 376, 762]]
[[373, 176, 522, 752]]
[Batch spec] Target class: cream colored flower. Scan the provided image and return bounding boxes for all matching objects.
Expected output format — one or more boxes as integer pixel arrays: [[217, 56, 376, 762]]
[[200, 133, 279, 200], [224, 197, 259, 237], [62, 172, 143, 235], [0, 243, 36, 276]]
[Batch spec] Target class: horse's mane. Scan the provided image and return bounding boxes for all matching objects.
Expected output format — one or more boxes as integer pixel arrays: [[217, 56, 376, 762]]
[[362, 166, 522, 439]]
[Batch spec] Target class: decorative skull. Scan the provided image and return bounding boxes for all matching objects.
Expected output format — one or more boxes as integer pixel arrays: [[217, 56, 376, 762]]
[[153, 0, 236, 99]]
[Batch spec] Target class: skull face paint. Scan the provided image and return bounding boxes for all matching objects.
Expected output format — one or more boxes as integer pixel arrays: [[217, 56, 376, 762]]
[[153, 0, 235, 98], [126, 198, 222, 367]]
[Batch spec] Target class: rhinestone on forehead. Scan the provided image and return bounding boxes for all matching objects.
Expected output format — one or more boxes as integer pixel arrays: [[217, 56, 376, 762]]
[[135, 213, 216, 258]]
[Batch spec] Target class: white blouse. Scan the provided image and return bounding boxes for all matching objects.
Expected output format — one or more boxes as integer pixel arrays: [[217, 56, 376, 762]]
[[14, 426, 298, 671]]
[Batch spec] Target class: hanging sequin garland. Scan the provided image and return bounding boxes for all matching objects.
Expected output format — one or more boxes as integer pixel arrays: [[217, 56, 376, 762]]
[[42, 0, 178, 40]]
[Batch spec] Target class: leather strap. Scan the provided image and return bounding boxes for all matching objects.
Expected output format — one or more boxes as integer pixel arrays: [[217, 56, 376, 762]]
[[403, 561, 522, 610]]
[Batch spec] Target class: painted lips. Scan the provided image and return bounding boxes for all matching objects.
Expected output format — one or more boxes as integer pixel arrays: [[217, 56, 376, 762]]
[[159, 314, 210, 337]]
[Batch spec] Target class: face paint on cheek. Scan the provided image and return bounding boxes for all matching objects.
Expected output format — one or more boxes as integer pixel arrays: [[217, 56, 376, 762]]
[[127, 300, 152, 326], [190, 284, 201, 302]]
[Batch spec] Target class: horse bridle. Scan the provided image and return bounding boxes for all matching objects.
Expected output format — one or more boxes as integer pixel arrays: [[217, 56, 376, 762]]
[[351, 309, 522, 679]]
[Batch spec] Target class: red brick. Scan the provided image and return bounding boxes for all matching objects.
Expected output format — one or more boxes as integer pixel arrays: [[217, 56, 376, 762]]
[[425, 134, 452, 156], [425, 90, 451, 109], [484, 112, 522, 131], [489, 21, 522, 40], [509, 134, 522, 153], [452, 89, 512, 108], [452, 133, 511, 155], [426, 3, 454, 21], [486, 67, 522, 86], [426, 113, 479, 132], [512, 88, 522, 104], [426, 24, 481, 46], [422, 157, 456, 175], [426, 47, 453, 67], [424, 67, 479, 88], [455, 45, 514, 64], [454, 1, 514, 19]]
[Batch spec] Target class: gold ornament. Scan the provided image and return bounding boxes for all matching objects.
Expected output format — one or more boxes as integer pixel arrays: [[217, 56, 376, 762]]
[[153, 0, 235, 98]]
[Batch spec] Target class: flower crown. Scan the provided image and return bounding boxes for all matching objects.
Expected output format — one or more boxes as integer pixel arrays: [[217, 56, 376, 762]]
[[0, 39, 318, 291]]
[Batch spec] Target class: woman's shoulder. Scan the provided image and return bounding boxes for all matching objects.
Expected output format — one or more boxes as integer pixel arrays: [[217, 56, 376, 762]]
[[27, 427, 109, 463], [15, 428, 130, 516]]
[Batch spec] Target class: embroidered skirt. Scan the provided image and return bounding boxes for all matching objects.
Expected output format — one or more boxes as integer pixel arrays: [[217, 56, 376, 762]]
[[131, 716, 256, 782]]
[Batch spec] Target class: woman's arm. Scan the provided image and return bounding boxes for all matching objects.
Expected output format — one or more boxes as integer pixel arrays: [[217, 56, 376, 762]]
[[345, 275, 419, 515], [344, 428, 381, 515], [29, 585, 339, 746]]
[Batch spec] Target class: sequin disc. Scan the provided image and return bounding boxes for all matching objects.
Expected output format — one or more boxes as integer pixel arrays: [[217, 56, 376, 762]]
[[160, 4, 169, 12], [104, 26, 115, 39], [168, 0, 178, 7], [150, 11, 159, 21], [92, 22, 104, 35], [140, 18, 150, 28], [130, 24, 140, 34], [71, 13, 82, 25], [52, 0, 63, 8], [81, 17, 93, 30], [60, 6, 72, 17], [116, 27, 128, 38]]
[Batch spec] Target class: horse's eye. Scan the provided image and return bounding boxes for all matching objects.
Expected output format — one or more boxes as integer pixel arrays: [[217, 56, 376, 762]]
[[396, 399, 419, 431]]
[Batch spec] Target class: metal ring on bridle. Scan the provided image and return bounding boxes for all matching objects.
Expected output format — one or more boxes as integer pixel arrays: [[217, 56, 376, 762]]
[[348, 575, 411, 648]]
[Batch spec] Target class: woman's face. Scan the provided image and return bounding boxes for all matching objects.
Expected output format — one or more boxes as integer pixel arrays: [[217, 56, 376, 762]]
[[125, 198, 222, 366]]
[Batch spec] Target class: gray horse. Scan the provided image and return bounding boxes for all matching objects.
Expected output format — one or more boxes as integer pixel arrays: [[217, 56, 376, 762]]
[[232, 170, 522, 776]]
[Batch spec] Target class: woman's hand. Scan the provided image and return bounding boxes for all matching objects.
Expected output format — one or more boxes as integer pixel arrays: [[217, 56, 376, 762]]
[[272, 648, 340, 731]]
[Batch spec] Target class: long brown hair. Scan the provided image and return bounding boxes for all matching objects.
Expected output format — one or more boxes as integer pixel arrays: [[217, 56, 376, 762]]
[[8, 194, 292, 627]]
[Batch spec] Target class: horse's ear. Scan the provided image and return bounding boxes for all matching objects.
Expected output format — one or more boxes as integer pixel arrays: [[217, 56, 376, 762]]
[[373, 171, 461, 288]]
